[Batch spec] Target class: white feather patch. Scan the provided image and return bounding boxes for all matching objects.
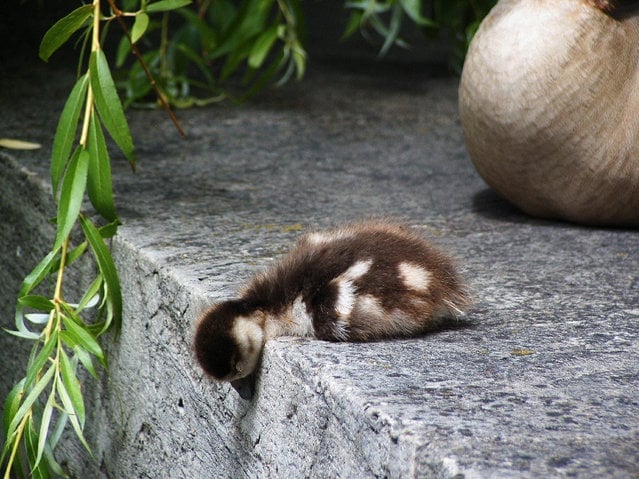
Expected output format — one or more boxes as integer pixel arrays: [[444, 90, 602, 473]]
[[305, 229, 355, 246], [333, 259, 373, 319], [398, 262, 432, 292], [231, 317, 264, 379], [334, 279, 357, 318], [356, 294, 385, 319], [342, 258, 373, 281]]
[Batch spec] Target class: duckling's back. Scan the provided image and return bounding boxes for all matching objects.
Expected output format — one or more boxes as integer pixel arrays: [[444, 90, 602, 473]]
[[241, 221, 469, 342]]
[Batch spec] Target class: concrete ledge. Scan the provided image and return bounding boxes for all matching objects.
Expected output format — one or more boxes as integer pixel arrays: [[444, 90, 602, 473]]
[[1, 60, 638, 478]]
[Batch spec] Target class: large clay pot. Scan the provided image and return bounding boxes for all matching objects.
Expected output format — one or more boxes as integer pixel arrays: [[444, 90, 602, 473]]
[[459, 0, 639, 226]]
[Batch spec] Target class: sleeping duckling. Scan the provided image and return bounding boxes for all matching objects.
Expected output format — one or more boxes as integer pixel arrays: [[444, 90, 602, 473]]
[[194, 220, 469, 399]]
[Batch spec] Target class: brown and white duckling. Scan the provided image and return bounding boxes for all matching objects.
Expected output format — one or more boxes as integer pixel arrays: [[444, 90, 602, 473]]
[[194, 221, 469, 399]]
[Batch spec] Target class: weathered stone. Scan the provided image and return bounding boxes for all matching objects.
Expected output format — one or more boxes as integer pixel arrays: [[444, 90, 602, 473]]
[[1, 58, 637, 478]]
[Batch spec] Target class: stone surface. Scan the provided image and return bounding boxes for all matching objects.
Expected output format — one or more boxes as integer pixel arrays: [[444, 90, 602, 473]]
[[1, 56, 638, 478]]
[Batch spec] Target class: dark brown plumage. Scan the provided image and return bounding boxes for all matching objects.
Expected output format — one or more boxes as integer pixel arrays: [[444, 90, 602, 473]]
[[194, 220, 470, 398]]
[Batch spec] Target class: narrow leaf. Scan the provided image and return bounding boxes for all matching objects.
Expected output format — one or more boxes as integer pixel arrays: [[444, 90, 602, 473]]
[[87, 110, 117, 221], [292, 43, 306, 80], [399, 0, 436, 26], [25, 416, 50, 479], [54, 148, 89, 251], [51, 74, 89, 196], [63, 240, 89, 269], [34, 391, 56, 470], [115, 35, 131, 68], [3, 378, 26, 436], [76, 275, 103, 313], [341, 11, 363, 40], [18, 295, 54, 312], [18, 249, 60, 298], [56, 377, 92, 454], [3, 328, 41, 340], [39, 4, 93, 61], [80, 216, 123, 332], [24, 334, 57, 390], [59, 349, 86, 428], [89, 50, 136, 167], [146, 0, 192, 13], [6, 364, 55, 440], [74, 346, 98, 379], [44, 443, 66, 476], [131, 12, 149, 44], [0, 138, 42, 150], [24, 313, 53, 325], [99, 220, 120, 239], [248, 24, 279, 69], [62, 315, 104, 360]]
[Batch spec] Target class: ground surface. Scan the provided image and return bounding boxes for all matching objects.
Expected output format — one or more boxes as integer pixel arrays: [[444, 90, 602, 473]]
[[1, 56, 637, 478]]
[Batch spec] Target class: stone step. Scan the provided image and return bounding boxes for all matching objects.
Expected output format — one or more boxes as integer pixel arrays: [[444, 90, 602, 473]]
[[1, 58, 638, 478]]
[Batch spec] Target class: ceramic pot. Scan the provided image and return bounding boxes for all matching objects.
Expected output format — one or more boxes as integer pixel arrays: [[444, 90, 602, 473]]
[[459, 0, 639, 226]]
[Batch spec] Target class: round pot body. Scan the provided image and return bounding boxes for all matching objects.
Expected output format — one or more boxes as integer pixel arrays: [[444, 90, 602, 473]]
[[459, 0, 639, 226]]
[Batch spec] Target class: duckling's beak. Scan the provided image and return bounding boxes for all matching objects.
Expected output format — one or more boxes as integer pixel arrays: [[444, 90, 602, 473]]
[[231, 374, 254, 400]]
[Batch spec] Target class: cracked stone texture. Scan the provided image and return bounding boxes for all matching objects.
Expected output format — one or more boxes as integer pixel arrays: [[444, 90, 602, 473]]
[[1, 55, 638, 479]]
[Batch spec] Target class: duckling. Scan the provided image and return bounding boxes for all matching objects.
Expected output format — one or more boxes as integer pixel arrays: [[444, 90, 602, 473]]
[[194, 221, 469, 399]]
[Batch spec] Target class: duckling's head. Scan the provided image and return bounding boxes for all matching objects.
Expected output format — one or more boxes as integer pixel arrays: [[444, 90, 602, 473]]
[[194, 300, 265, 397]]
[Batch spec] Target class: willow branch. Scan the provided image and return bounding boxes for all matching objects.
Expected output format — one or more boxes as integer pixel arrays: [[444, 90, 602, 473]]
[[105, 0, 186, 138]]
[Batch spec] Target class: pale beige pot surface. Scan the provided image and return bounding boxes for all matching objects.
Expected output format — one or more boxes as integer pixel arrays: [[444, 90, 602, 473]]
[[459, 0, 639, 226]]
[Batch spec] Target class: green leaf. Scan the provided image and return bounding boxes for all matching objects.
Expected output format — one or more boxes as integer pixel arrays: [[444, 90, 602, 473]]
[[24, 313, 52, 325], [87, 110, 117, 222], [44, 444, 66, 477], [99, 220, 121, 239], [175, 8, 218, 52], [399, 0, 436, 26], [54, 148, 89, 251], [80, 216, 123, 332], [74, 346, 98, 379], [76, 275, 103, 313], [65, 241, 89, 267], [379, 3, 403, 56], [341, 11, 363, 40], [18, 250, 60, 298], [131, 12, 150, 44], [89, 50, 136, 168], [34, 390, 56, 470], [24, 334, 57, 390], [146, 0, 192, 13], [291, 43, 306, 80], [51, 74, 89, 197], [18, 295, 55, 312], [3, 328, 41, 340], [59, 349, 86, 428], [208, 0, 274, 61], [61, 315, 104, 361], [56, 377, 91, 454], [116, 35, 132, 68], [39, 4, 93, 61], [248, 24, 279, 69], [25, 415, 51, 479], [2, 378, 25, 438], [6, 364, 55, 442]]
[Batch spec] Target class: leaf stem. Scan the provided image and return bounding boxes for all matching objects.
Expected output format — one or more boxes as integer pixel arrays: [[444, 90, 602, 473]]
[[45, 237, 70, 344], [3, 410, 31, 479], [79, 0, 102, 148]]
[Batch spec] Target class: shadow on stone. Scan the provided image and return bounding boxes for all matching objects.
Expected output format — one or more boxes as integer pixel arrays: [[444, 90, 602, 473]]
[[471, 188, 532, 224]]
